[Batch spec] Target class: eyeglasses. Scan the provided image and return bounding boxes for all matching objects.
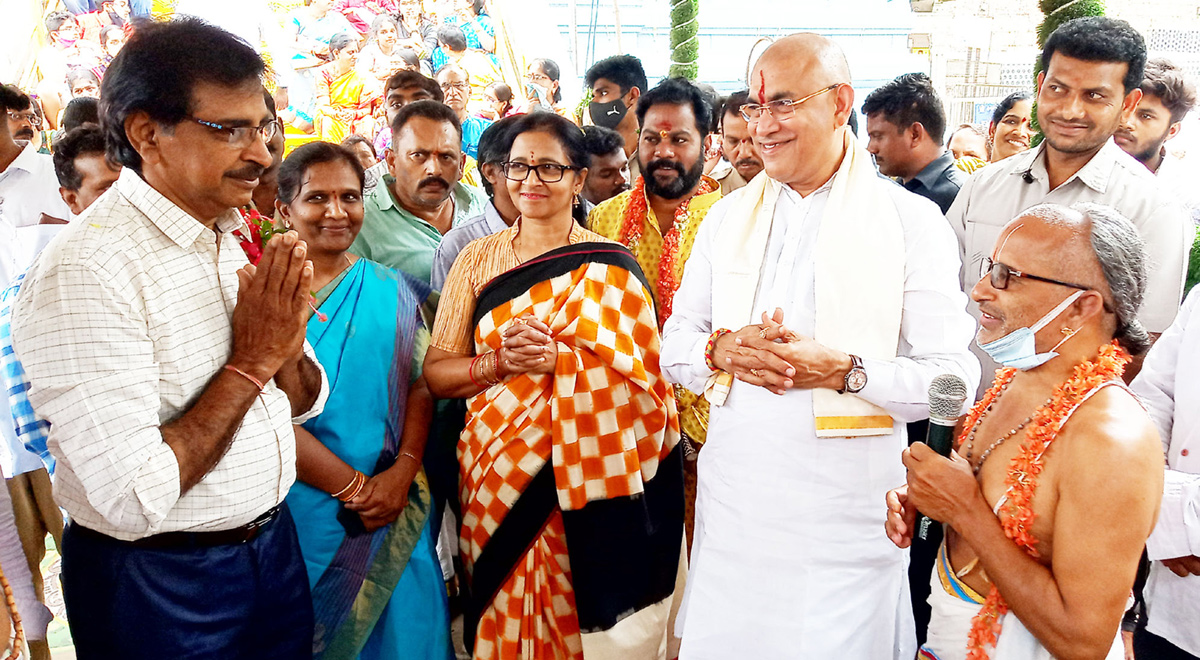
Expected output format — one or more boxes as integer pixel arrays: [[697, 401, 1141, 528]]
[[440, 82, 469, 92], [981, 258, 1093, 291], [187, 116, 280, 148], [7, 111, 41, 127], [739, 84, 842, 123], [526, 72, 552, 84], [502, 161, 578, 183]]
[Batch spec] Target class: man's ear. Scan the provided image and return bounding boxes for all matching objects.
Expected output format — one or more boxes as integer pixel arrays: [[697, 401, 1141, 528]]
[[60, 187, 82, 216], [1120, 88, 1144, 125], [1166, 120, 1184, 143], [124, 110, 165, 169]]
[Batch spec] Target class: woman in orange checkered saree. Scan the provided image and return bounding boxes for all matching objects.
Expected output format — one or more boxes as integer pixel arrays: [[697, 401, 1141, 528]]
[[425, 113, 686, 659]]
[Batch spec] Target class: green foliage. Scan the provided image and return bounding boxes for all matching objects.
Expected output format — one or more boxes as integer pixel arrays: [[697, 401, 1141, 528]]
[[668, 0, 700, 80], [1187, 229, 1200, 294]]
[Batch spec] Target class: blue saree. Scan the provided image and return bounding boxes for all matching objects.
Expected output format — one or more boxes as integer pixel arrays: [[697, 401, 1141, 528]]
[[287, 258, 453, 660]]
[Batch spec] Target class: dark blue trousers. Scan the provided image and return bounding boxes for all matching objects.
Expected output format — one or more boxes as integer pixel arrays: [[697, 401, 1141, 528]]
[[61, 505, 313, 660]]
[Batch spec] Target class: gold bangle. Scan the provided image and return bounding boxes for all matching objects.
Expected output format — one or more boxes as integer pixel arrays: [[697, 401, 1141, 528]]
[[341, 471, 367, 502], [331, 470, 360, 500], [399, 450, 420, 466]]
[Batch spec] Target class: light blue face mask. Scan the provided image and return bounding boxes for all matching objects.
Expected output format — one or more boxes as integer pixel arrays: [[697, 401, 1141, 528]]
[[977, 290, 1084, 371]]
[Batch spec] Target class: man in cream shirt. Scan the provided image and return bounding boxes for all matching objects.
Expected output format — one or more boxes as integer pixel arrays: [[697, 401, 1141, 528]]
[[661, 34, 979, 658]]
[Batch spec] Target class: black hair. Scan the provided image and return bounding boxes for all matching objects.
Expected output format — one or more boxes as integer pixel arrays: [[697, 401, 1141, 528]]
[[471, 0, 486, 15], [45, 11, 73, 34], [581, 124, 625, 159], [67, 68, 101, 91], [584, 54, 648, 97], [990, 90, 1032, 127], [847, 110, 858, 136], [0, 84, 30, 112], [1141, 58, 1197, 124], [100, 17, 266, 172], [391, 98, 462, 141], [531, 58, 563, 104], [397, 48, 420, 70], [61, 96, 101, 131], [635, 77, 714, 135], [489, 82, 513, 116], [506, 112, 590, 224], [328, 32, 357, 55], [263, 88, 277, 120], [860, 72, 947, 145], [277, 141, 365, 205], [341, 133, 376, 157], [721, 89, 750, 128], [475, 115, 521, 196], [384, 69, 443, 102], [436, 24, 468, 53], [1041, 17, 1147, 94], [367, 14, 400, 42], [52, 124, 108, 190], [100, 24, 124, 44]]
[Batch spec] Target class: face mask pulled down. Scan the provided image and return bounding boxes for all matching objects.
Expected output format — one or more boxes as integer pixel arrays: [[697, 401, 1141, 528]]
[[977, 290, 1083, 371]]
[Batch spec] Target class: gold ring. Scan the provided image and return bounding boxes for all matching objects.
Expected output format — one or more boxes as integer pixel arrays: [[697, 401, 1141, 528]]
[[759, 327, 769, 339], [751, 368, 764, 378]]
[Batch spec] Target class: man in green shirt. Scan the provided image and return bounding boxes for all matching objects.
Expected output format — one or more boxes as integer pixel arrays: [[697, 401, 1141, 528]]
[[351, 99, 488, 284]]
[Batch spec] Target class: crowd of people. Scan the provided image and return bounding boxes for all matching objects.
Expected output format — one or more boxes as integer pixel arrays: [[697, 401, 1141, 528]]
[[1, 3, 1200, 660]]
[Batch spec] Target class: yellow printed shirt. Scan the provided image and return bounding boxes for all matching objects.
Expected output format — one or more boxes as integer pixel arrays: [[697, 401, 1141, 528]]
[[586, 185, 722, 447]]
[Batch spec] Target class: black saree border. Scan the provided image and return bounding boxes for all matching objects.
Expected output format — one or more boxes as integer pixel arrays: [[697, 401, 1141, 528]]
[[471, 242, 654, 329]]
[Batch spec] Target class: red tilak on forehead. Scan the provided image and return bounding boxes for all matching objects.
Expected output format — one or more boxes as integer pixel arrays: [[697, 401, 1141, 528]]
[[758, 71, 767, 104]]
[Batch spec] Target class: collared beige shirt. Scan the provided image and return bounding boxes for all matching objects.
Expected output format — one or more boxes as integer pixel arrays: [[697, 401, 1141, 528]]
[[947, 139, 1192, 334], [11, 168, 327, 541]]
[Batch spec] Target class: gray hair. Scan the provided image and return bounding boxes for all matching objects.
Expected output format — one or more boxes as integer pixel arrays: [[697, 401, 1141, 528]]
[[1073, 202, 1151, 355]]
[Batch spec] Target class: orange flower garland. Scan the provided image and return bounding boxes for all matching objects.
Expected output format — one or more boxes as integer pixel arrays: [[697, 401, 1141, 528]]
[[619, 175, 715, 327], [961, 341, 1129, 660]]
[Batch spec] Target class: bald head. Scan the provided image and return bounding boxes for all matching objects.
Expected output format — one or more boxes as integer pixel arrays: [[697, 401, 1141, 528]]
[[753, 33, 851, 99]]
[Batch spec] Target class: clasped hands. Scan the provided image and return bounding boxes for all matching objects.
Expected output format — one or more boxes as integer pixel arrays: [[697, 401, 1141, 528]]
[[713, 308, 851, 395], [230, 231, 313, 384], [497, 314, 556, 377], [344, 456, 420, 532]]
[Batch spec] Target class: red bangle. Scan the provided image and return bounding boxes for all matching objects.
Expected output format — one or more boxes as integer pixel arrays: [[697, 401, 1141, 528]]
[[705, 329, 731, 372], [224, 364, 266, 392], [468, 353, 485, 389]]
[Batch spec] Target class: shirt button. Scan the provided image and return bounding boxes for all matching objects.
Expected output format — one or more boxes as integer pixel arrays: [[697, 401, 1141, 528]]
[[1182, 449, 1190, 457]]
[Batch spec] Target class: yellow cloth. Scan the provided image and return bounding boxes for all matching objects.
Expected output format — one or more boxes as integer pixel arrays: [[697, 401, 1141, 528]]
[[587, 186, 722, 445], [955, 156, 988, 174], [461, 155, 481, 188], [315, 66, 378, 144]]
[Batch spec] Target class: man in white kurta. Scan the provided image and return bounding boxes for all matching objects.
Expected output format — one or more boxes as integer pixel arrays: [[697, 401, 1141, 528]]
[[1130, 285, 1200, 658], [660, 34, 980, 658]]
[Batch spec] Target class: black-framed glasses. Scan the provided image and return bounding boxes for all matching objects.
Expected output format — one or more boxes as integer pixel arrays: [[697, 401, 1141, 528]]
[[502, 161, 578, 183], [981, 258, 1091, 291], [7, 111, 41, 128], [439, 82, 469, 93], [739, 84, 842, 122], [187, 116, 280, 148]]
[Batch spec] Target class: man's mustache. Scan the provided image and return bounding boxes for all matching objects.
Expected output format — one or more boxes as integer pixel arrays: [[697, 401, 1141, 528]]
[[225, 164, 266, 181], [735, 157, 762, 169], [418, 176, 451, 190], [646, 159, 685, 176]]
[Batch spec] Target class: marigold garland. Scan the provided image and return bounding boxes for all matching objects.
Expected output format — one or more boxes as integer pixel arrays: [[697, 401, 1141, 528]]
[[619, 175, 715, 327], [960, 341, 1129, 660]]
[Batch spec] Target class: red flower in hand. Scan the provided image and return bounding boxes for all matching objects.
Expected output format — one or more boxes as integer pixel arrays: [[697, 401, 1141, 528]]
[[233, 208, 327, 322]]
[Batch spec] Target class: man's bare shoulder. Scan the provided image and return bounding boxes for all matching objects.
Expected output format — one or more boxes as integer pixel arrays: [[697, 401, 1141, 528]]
[[1057, 385, 1163, 481]]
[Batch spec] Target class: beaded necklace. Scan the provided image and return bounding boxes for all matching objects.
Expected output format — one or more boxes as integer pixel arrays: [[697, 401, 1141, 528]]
[[963, 341, 1129, 660], [619, 175, 715, 327]]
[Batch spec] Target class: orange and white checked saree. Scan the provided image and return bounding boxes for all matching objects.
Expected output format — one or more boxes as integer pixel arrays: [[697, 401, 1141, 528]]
[[457, 243, 685, 660]]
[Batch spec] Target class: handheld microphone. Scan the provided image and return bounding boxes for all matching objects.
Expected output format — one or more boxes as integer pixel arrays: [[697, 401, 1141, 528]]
[[916, 374, 969, 541], [1022, 170, 1035, 184]]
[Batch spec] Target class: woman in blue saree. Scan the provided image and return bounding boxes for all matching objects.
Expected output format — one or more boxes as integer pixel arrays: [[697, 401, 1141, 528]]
[[277, 141, 453, 660]]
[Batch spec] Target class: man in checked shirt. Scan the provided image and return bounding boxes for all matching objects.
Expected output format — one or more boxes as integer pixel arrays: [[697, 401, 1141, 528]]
[[10, 19, 328, 658]]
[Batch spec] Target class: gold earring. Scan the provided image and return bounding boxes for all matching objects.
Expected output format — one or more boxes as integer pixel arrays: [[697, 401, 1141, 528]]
[[1061, 327, 1075, 337]]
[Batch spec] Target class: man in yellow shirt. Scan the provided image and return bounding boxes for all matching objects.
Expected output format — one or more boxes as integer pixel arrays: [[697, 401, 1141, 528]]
[[587, 77, 721, 550]]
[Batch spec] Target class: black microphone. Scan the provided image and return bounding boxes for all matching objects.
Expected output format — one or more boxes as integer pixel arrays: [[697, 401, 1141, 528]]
[[916, 374, 969, 541], [1022, 170, 1035, 184]]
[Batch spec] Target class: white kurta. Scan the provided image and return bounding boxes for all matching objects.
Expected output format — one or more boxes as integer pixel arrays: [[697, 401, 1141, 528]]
[[661, 175, 980, 659], [1130, 285, 1200, 657]]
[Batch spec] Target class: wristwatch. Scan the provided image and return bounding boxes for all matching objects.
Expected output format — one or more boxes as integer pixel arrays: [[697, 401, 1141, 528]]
[[838, 354, 867, 394]]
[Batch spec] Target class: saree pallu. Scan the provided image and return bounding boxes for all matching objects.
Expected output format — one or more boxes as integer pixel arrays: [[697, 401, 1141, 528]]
[[316, 68, 379, 144], [459, 243, 686, 660], [287, 259, 452, 660]]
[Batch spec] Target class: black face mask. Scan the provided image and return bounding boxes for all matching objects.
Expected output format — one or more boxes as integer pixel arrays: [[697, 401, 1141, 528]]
[[589, 98, 628, 130]]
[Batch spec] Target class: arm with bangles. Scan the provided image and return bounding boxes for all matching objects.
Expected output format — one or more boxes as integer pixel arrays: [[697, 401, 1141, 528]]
[[424, 315, 555, 399], [296, 376, 435, 532]]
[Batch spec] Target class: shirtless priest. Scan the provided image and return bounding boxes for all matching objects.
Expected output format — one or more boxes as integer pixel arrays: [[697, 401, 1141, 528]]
[[888, 202, 1164, 660]]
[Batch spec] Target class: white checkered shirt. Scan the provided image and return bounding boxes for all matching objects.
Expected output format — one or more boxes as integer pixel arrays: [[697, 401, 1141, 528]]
[[10, 168, 327, 541]]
